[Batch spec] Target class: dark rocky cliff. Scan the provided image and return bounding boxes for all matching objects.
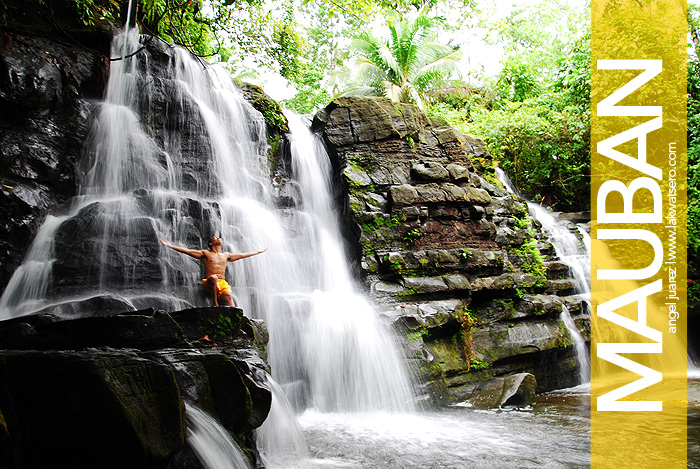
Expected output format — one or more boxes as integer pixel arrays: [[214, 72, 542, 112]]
[[0, 0, 113, 291], [313, 97, 590, 403], [0, 307, 271, 468]]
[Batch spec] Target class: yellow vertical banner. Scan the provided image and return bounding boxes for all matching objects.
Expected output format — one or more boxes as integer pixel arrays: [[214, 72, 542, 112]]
[[591, 1, 687, 468]]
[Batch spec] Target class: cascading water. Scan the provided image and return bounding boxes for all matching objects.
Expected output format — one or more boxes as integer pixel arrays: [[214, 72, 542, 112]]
[[560, 305, 591, 384], [282, 112, 415, 413], [0, 26, 265, 317], [496, 168, 590, 384], [256, 375, 309, 466], [0, 27, 414, 465], [186, 403, 252, 469]]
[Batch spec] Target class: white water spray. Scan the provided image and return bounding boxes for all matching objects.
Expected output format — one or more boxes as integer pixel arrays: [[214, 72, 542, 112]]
[[560, 306, 590, 384], [256, 375, 309, 467], [186, 403, 252, 469]]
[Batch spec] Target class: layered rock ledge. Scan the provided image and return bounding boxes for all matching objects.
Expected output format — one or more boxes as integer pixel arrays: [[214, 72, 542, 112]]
[[313, 97, 590, 405]]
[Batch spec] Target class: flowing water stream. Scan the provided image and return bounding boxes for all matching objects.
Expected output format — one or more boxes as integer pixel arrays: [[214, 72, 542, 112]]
[[495, 168, 591, 384], [186, 403, 252, 469], [0, 28, 413, 467]]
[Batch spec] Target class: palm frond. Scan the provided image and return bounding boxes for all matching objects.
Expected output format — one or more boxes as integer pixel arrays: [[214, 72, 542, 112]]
[[416, 41, 455, 64], [351, 34, 401, 86], [348, 5, 460, 108], [340, 85, 383, 97], [383, 81, 404, 102], [401, 82, 424, 109], [414, 49, 462, 82]]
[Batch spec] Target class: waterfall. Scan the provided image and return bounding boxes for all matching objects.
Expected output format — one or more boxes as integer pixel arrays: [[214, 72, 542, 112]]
[[496, 168, 590, 296], [186, 403, 252, 469], [560, 306, 591, 384], [496, 168, 590, 384], [256, 375, 309, 467], [282, 112, 415, 412], [1, 26, 414, 457], [0, 215, 66, 317], [0, 27, 273, 317]]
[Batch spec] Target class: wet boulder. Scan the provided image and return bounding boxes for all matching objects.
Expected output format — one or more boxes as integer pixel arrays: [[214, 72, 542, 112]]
[[0, 349, 186, 468], [462, 372, 537, 409]]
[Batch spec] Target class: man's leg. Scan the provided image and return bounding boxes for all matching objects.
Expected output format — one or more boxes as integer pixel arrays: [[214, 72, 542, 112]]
[[204, 275, 220, 306], [219, 291, 235, 307]]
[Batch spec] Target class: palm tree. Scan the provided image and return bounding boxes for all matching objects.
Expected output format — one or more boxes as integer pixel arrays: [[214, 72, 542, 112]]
[[347, 8, 462, 109]]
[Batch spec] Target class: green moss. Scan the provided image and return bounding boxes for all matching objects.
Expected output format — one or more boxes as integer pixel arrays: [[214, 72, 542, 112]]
[[267, 133, 281, 172], [496, 298, 514, 309], [350, 154, 380, 170], [406, 330, 427, 343], [251, 94, 288, 135], [397, 287, 417, 298], [510, 238, 547, 290], [350, 200, 364, 212], [363, 214, 405, 234]]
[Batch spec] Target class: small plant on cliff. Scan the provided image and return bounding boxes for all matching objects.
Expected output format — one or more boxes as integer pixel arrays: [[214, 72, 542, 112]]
[[511, 238, 547, 284], [456, 306, 480, 372], [403, 228, 423, 246], [364, 214, 406, 234], [202, 313, 240, 340], [468, 357, 489, 371], [459, 248, 472, 261], [513, 215, 533, 234]]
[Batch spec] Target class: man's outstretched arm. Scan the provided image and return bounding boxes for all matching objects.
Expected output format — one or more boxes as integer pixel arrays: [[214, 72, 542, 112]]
[[227, 248, 268, 262], [159, 239, 204, 259]]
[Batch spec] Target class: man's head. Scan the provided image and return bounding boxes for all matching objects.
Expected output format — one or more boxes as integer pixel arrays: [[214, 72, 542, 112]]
[[208, 236, 222, 249]]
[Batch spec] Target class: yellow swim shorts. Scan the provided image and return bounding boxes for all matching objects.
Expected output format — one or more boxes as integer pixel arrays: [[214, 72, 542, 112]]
[[202, 278, 232, 295]]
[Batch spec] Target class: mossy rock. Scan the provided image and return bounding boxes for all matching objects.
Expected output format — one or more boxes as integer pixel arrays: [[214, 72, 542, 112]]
[[169, 307, 244, 343], [237, 82, 288, 135]]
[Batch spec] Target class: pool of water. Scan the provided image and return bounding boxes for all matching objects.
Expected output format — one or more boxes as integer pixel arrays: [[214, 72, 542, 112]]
[[268, 381, 700, 469], [272, 385, 589, 469]]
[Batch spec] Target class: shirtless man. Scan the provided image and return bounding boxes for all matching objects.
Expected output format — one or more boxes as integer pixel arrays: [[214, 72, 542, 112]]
[[159, 236, 267, 307]]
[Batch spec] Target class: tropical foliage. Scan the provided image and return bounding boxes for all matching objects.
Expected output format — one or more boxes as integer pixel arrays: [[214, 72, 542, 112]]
[[346, 5, 462, 109], [427, 24, 590, 211]]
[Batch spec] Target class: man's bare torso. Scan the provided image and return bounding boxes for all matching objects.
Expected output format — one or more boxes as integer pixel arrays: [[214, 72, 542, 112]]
[[200, 250, 229, 278]]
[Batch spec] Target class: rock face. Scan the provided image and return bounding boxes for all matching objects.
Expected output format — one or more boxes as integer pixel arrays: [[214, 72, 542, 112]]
[[0, 11, 288, 315], [0, 0, 114, 291], [0, 307, 271, 468], [313, 97, 590, 404]]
